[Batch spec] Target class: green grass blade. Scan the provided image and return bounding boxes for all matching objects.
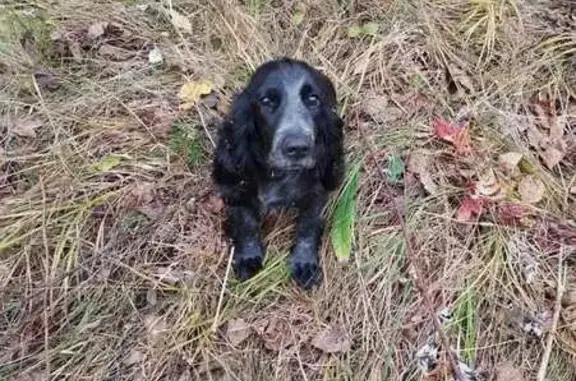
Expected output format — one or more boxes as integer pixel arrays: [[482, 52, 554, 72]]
[[330, 161, 361, 262]]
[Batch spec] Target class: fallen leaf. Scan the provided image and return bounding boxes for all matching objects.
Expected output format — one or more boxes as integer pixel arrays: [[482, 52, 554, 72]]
[[176, 370, 193, 381], [561, 287, 576, 307], [9, 116, 43, 138], [98, 44, 134, 61], [518, 175, 545, 204], [226, 319, 251, 346], [497, 203, 525, 226], [87, 22, 108, 39], [447, 65, 475, 94], [34, 69, 60, 91], [152, 266, 192, 285], [541, 146, 565, 169], [92, 154, 121, 172], [123, 348, 145, 366], [495, 361, 524, 381], [415, 334, 439, 373], [407, 151, 438, 194], [432, 117, 471, 155], [499, 152, 523, 172], [456, 197, 483, 222], [477, 169, 502, 198], [433, 118, 458, 142], [148, 46, 163, 65], [292, 11, 305, 25], [386, 155, 405, 184], [179, 80, 214, 110], [205, 195, 224, 214], [310, 326, 351, 353], [347, 22, 379, 38], [200, 93, 219, 109], [261, 317, 294, 351], [143, 314, 168, 343], [169, 9, 192, 32]]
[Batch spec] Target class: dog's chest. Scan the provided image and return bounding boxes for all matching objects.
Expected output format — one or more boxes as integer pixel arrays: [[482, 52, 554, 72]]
[[257, 174, 309, 212]]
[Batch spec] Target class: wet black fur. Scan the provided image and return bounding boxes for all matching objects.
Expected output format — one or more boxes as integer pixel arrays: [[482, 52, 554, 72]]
[[212, 58, 344, 288]]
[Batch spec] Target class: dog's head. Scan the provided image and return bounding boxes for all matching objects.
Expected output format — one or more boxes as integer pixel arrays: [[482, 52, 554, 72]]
[[214, 58, 344, 194], [238, 58, 340, 171]]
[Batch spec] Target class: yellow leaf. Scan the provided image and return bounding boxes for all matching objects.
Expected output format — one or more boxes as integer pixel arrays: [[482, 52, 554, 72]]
[[179, 80, 213, 110], [92, 154, 121, 172]]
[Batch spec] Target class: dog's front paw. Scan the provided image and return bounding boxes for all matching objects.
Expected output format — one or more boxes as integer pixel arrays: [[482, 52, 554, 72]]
[[234, 244, 264, 281], [289, 259, 321, 289]]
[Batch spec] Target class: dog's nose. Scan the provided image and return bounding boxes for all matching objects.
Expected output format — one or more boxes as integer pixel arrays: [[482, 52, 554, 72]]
[[281, 135, 312, 160]]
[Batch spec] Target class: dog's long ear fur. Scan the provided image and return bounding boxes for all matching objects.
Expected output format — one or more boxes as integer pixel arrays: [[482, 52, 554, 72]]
[[316, 108, 344, 191], [212, 91, 259, 200], [312, 71, 345, 192]]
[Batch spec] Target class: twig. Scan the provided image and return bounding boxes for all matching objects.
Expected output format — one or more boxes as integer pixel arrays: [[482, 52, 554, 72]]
[[356, 113, 466, 380], [196, 104, 216, 148], [536, 256, 566, 381], [212, 246, 234, 332]]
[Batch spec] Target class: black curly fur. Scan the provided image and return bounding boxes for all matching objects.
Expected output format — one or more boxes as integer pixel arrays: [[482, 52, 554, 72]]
[[212, 58, 344, 289]]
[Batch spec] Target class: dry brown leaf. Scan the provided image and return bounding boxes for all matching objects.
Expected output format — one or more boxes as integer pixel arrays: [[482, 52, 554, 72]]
[[169, 9, 192, 32], [541, 146, 565, 169], [260, 317, 295, 351], [143, 314, 168, 343], [200, 93, 219, 109], [34, 69, 60, 91], [205, 195, 224, 214], [123, 348, 145, 366], [518, 175, 545, 204], [499, 152, 523, 172], [152, 266, 191, 285], [310, 326, 351, 353], [226, 319, 251, 346], [7, 115, 43, 138], [407, 151, 438, 194], [98, 44, 134, 61], [562, 287, 576, 307], [477, 169, 503, 198], [495, 361, 524, 381], [177, 370, 193, 381], [87, 22, 109, 39]]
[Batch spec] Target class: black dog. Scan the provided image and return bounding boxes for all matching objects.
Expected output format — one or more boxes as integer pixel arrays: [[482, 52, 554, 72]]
[[212, 58, 344, 289]]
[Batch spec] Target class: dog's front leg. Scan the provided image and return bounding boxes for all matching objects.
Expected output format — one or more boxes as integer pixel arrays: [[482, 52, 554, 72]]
[[226, 205, 264, 281], [290, 194, 328, 289]]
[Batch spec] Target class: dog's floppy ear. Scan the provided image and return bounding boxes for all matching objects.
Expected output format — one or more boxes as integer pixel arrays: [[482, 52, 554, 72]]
[[316, 109, 345, 191], [212, 91, 258, 199]]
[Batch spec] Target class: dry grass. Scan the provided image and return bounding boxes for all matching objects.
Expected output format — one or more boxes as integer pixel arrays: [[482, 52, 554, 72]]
[[1, 0, 575, 380]]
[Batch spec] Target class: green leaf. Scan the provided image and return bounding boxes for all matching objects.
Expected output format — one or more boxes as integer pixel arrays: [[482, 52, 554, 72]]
[[292, 11, 304, 25], [330, 161, 361, 262], [92, 154, 121, 172], [362, 22, 379, 36], [347, 22, 380, 38], [386, 155, 405, 184]]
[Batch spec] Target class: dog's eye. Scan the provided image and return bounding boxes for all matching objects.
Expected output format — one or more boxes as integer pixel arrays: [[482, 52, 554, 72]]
[[305, 94, 320, 108], [259, 96, 273, 107]]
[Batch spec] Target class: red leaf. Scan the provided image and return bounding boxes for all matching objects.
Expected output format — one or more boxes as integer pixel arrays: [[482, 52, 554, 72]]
[[432, 117, 471, 155], [456, 197, 484, 222], [433, 118, 459, 142], [497, 203, 525, 226]]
